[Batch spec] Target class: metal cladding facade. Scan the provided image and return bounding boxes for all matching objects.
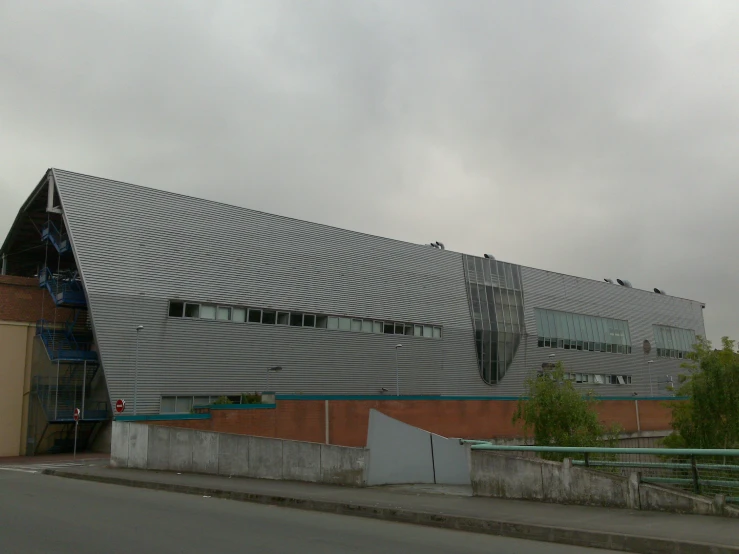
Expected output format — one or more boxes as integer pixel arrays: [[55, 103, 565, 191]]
[[24, 170, 705, 413]]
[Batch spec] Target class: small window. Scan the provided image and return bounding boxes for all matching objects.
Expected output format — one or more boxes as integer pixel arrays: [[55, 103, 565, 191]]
[[290, 313, 303, 327], [175, 396, 193, 413], [433, 327, 442, 339], [303, 314, 316, 327], [394, 323, 404, 335], [544, 338, 551, 347], [414, 325, 423, 337], [262, 311, 276, 325], [193, 396, 209, 406], [576, 374, 583, 383], [201, 305, 216, 319], [384, 323, 394, 334], [327, 317, 339, 330], [373, 321, 383, 334], [404, 325, 413, 336], [248, 309, 262, 323], [217, 306, 232, 321], [277, 312, 289, 325], [617, 375, 626, 385], [315, 315, 328, 328], [233, 308, 246, 323], [593, 374, 604, 385], [361, 320, 373, 333], [339, 317, 351, 331], [169, 301, 184, 317], [423, 325, 433, 338], [160, 396, 176, 413], [351, 319, 362, 332], [185, 303, 200, 318]]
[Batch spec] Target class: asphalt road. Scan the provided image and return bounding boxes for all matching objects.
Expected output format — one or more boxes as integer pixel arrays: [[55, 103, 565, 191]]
[[0, 470, 617, 554]]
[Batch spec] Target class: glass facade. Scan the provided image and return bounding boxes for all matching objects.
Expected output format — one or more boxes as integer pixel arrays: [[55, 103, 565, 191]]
[[653, 325, 695, 359], [535, 308, 632, 354], [463, 255, 525, 384]]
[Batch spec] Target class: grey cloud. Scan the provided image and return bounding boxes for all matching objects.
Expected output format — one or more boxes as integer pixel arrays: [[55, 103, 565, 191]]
[[1, 0, 737, 342]]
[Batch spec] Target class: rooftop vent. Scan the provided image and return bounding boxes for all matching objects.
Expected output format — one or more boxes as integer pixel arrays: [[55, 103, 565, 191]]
[[616, 279, 632, 288], [484, 254, 496, 260], [654, 288, 667, 295], [436, 241, 445, 250], [604, 278, 614, 284]]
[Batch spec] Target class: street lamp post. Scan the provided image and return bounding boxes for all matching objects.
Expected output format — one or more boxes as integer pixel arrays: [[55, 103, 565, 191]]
[[395, 344, 403, 396], [134, 325, 144, 415], [266, 366, 282, 392], [647, 360, 654, 396]]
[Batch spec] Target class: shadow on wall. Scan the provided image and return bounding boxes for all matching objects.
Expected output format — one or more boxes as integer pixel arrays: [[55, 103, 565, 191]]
[[365, 409, 470, 486]]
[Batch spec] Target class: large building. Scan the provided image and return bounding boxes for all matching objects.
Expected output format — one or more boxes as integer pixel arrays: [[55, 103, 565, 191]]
[[1, 169, 705, 430]]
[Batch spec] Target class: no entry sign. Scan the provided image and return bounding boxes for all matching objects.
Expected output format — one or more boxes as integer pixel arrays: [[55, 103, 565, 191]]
[[115, 399, 126, 413], [73, 408, 81, 422]]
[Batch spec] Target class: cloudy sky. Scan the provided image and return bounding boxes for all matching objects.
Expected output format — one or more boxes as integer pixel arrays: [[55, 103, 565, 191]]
[[1, 1, 737, 343]]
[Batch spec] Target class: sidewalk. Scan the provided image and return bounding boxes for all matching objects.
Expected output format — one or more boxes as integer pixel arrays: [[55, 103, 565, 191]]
[[44, 464, 739, 554]]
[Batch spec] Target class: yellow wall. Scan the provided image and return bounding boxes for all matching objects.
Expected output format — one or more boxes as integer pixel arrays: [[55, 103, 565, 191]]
[[0, 322, 32, 457]]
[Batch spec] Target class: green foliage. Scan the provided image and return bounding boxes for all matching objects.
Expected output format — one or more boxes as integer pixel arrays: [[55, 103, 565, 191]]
[[513, 362, 621, 461], [212, 396, 233, 405], [241, 392, 262, 405], [666, 336, 739, 449]]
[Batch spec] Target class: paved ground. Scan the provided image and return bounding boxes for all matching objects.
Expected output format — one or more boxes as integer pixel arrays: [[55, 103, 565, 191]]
[[46, 463, 739, 550], [0, 470, 614, 554]]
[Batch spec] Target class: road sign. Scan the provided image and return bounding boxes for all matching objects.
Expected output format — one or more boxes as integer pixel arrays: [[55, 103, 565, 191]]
[[115, 399, 126, 413], [73, 408, 81, 422]]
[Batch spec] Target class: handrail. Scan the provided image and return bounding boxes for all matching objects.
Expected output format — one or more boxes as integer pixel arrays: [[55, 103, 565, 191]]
[[460, 441, 739, 457]]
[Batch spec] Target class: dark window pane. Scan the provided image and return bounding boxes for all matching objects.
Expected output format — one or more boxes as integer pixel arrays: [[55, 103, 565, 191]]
[[169, 301, 184, 317], [383, 323, 394, 334], [394, 323, 404, 335], [185, 303, 200, 318], [248, 309, 262, 323], [277, 312, 289, 325], [304, 314, 316, 327], [290, 313, 303, 327], [262, 311, 276, 325]]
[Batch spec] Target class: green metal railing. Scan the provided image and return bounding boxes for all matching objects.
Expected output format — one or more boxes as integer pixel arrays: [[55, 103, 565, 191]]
[[462, 441, 739, 502]]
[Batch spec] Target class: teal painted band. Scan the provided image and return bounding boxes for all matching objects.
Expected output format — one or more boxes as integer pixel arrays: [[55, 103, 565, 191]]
[[116, 413, 211, 422], [273, 394, 687, 401], [468, 444, 739, 456]]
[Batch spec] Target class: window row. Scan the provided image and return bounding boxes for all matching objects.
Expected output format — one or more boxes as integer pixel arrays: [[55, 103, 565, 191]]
[[537, 337, 633, 354], [168, 301, 442, 339], [160, 395, 240, 414], [563, 373, 633, 385], [653, 325, 695, 359], [535, 308, 632, 355]]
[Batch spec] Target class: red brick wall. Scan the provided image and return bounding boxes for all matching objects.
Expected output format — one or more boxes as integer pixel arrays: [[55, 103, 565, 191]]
[[142, 398, 676, 447], [0, 276, 75, 323]]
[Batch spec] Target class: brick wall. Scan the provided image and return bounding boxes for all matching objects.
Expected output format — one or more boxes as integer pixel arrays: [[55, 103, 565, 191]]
[[0, 276, 75, 323], [140, 398, 675, 447]]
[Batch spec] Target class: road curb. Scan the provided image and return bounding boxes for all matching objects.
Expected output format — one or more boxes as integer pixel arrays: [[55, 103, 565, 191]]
[[43, 469, 739, 554]]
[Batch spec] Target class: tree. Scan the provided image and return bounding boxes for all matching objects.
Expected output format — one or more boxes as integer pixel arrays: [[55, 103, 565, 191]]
[[664, 336, 739, 449], [513, 362, 620, 460]]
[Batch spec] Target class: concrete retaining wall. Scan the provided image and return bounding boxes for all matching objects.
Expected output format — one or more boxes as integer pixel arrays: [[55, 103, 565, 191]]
[[111, 421, 368, 486], [471, 451, 738, 517]]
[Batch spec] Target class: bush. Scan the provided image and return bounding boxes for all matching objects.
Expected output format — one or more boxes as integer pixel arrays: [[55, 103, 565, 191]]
[[513, 362, 620, 461], [241, 392, 262, 405]]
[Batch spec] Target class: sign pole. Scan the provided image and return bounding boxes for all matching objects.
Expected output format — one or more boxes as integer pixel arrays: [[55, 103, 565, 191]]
[[73, 420, 79, 460]]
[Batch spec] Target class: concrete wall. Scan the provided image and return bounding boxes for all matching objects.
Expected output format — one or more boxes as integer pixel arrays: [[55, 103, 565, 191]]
[[471, 451, 737, 518], [111, 421, 367, 486], [365, 409, 470, 486]]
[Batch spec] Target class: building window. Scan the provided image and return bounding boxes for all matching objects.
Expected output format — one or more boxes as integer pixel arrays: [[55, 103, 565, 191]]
[[167, 300, 442, 340], [563, 373, 632, 385], [217, 306, 232, 321], [535, 308, 631, 355], [463, 255, 525, 384], [653, 325, 695, 359]]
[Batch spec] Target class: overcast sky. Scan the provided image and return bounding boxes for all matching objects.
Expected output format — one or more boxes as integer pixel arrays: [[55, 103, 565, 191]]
[[1, 0, 737, 344]]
